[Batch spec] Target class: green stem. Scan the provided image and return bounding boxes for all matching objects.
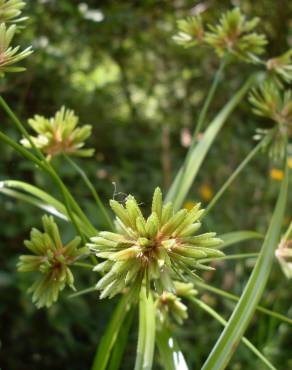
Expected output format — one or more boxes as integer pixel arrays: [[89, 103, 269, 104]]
[[204, 137, 265, 217], [202, 156, 288, 370], [135, 288, 156, 370], [0, 96, 95, 237], [64, 154, 114, 231], [193, 57, 227, 139], [0, 130, 91, 241], [190, 297, 276, 370], [195, 281, 292, 325], [199, 252, 259, 264], [0, 95, 44, 160]]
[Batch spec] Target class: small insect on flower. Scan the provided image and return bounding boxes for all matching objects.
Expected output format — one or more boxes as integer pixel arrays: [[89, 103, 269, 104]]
[[155, 281, 197, 327], [0, 23, 32, 74], [173, 16, 205, 48], [205, 7, 267, 62], [17, 215, 88, 308], [21, 106, 95, 159], [89, 187, 223, 299], [0, 0, 25, 23]]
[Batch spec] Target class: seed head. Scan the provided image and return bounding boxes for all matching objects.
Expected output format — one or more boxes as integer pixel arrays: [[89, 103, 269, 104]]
[[21, 106, 95, 159], [89, 187, 223, 299], [17, 215, 88, 308]]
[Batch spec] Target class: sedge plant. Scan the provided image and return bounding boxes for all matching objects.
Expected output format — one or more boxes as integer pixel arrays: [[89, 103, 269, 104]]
[[0, 3, 291, 369]]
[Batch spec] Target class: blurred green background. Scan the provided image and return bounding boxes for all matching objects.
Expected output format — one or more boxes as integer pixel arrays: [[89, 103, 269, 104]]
[[0, 0, 292, 369]]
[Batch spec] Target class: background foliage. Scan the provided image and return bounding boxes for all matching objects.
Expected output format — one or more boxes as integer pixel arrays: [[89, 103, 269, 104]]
[[0, 0, 292, 369]]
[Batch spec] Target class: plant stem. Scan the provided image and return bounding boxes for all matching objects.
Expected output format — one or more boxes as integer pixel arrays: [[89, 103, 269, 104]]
[[64, 154, 114, 231], [199, 252, 258, 264], [190, 297, 276, 370], [195, 281, 292, 325], [193, 57, 227, 140], [135, 288, 156, 370], [204, 138, 265, 217], [202, 156, 288, 370]]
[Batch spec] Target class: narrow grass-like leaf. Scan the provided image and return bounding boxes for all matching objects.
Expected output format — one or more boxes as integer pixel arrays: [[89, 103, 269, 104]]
[[202, 160, 288, 370], [218, 231, 263, 249], [166, 74, 260, 210], [91, 295, 131, 370], [190, 298, 276, 370], [107, 309, 135, 370], [0, 180, 95, 236], [195, 281, 292, 326], [135, 288, 156, 370], [156, 326, 189, 370]]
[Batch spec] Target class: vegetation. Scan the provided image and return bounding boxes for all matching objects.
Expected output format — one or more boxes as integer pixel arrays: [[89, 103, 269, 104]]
[[0, 1, 291, 369]]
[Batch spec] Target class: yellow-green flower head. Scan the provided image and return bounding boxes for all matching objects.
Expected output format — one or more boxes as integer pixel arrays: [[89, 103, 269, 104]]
[[173, 16, 204, 48], [155, 281, 197, 327], [0, 23, 32, 74], [266, 50, 292, 87], [0, 0, 25, 22], [17, 215, 88, 308], [89, 187, 223, 299], [275, 239, 292, 279], [205, 7, 267, 62], [21, 106, 95, 159], [249, 83, 292, 159]]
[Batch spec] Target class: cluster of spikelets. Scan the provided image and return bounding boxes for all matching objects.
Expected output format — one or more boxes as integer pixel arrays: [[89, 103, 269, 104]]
[[275, 222, 292, 280], [173, 7, 267, 63], [17, 215, 88, 308], [0, 0, 32, 75], [249, 82, 292, 160], [89, 187, 223, 300], [21, 106, 94, 159], [155, 281, 197, 327]]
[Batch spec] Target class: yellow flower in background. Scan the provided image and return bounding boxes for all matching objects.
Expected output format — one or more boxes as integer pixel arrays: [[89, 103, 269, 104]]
[[199, 184, 213, 201], [288, 157, 292, 169], [270, 168, 284, 181], [183, 200, 197, 211]]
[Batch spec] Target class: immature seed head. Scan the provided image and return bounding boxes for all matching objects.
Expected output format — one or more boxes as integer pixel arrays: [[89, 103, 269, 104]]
[[89, 187, 223, 299], [155, 281, 197, 327], [21, 106, 94, 159], [17, 215, 88, 308], [205, 7, 267, 62]]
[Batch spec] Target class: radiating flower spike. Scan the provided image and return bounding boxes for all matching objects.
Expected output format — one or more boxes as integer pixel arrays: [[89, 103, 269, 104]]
[[21, 106, 95, 159], [89, 187, 223, 300], [266, 49, 292, 87], [0, 0, 26, 23], [205, 7, 267, 62], [0, 22, 32, 74], [173, 15, 205, 48], [18, 215, 88, 308]]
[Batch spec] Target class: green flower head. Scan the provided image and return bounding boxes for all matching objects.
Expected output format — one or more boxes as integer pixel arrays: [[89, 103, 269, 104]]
[[21, 106, 95, 159], [266, 50, 292, 87], [249, 82, 292, 159], [0, 0, 25, 23], [0, 23, 32, 74], [173, 16, 205, 48], [17, 215, 88, 308], [89, 187, 223, 299], [205, 7, 267, 62], [276, 239, 292, 280], [155, 281, 197, 327]]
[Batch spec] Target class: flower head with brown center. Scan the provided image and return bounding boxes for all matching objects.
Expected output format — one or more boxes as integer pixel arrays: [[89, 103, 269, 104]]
[[21, 106, 94, 159], [89, 188, 223, 299], [205, 7, 267, 62]]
